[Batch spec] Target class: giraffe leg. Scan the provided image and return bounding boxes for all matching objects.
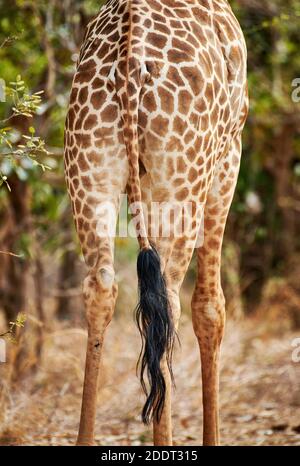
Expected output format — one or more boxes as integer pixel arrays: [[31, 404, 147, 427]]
[[139, 175, 172, 445], [139, 163, 201, 445], [152, 239, 196, 446], [64, 71, 129, 444], [152, 355, 172, 445], [74, 192, 124, 446], [191, 133, 243, 446], [192, 284, 225, 446], [77, 243, 117, 446], [140, 236, 174, 446], [152, 287, 179, 445], [152, 287, 181, 446]]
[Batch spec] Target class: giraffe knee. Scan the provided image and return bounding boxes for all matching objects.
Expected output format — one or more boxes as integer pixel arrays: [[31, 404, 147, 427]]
[[191, 291, 225, 342], [96, 266, 115, 290], [83, 265, 117, 330], [83, 266, 116, 294]]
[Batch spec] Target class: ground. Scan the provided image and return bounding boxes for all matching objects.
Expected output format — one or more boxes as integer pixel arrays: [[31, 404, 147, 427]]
[[1, 311, 300, 446]]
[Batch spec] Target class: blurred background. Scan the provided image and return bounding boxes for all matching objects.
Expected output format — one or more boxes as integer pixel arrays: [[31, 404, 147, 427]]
[[0, 0, 300, 446]]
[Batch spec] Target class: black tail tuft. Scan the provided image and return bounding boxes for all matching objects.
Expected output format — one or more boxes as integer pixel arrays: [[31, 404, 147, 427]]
[[136, 244, 174, 425]]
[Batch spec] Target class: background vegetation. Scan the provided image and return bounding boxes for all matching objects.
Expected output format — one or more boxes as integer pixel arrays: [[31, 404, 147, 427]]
[[0, 0, 299, 446]]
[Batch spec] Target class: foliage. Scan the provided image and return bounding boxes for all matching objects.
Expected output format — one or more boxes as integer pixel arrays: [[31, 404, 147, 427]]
[[0, 0, 299, 312], [226, 0, 300, 305], [0, 313, 26, 342], [0, 76, 51, 189]]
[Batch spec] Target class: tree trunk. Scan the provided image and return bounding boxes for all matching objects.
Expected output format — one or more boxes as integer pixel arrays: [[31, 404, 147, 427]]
[[272, 122, 296, 260], [55, 210, 80, 321], [0, 174, 31, 323]]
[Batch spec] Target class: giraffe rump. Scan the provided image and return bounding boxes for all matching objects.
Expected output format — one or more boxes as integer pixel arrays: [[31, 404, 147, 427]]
[[136, 244, 174, 424]]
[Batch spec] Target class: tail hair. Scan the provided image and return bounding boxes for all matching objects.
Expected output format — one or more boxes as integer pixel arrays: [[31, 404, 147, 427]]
[[136, 244, 175, 424]]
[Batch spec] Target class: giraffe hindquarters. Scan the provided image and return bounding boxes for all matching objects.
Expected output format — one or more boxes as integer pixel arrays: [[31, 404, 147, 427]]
[[191, 133, 243, 446]]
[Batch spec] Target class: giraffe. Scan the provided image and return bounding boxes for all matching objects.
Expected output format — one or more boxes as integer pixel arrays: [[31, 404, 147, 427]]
[[64, 0, 248, 446]]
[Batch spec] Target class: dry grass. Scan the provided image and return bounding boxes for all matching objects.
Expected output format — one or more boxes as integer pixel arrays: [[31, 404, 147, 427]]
[[0, 311, 300, 446]]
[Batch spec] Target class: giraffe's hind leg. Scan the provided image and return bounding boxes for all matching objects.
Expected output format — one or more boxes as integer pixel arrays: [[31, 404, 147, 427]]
[[75, 193, 125, 445], [153, 238, 197, 445], [78, 240, 117, 445], [65, 109, 128, 443], [73, 182, 126, 445], [191, 133, 243, 446], [140, 174, 201, 445]]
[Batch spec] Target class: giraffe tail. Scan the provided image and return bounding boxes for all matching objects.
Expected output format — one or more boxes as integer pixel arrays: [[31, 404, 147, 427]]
[[113, 12, 175, 423], [136, 244, 175, 424]]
